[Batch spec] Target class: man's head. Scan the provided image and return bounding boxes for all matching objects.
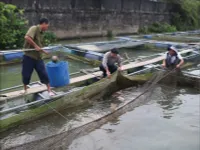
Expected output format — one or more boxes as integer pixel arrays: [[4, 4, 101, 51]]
[[39, 18, 49, 31], [168, 46, 178, 56], [110, 48, 119, 57]]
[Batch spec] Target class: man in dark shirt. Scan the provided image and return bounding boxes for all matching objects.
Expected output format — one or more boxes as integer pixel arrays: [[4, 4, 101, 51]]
[[22, 18, 54, 96]]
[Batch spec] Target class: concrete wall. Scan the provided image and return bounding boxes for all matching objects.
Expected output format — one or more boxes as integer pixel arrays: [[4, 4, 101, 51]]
[[2, 0, 173, 39]]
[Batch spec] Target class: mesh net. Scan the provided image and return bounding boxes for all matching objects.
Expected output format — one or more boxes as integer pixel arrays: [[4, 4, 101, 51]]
[[1, 66, 200, 150], [3, 69, 180, 150]]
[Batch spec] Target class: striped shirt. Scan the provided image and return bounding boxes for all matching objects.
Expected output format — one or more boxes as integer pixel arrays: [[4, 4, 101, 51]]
[[102, 52, 122, 68]]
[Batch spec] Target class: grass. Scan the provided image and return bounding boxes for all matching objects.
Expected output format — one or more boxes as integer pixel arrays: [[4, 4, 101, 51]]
[[151, 36, 200, 43]]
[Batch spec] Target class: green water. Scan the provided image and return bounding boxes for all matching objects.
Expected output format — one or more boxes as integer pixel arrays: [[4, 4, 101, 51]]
[[118, 44, 164, 59], [0, 58, 92, 89]]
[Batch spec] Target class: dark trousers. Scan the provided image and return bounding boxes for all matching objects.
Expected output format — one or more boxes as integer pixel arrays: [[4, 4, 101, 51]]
[[22, 55, 49, 85], [99, 64, 117, 77]]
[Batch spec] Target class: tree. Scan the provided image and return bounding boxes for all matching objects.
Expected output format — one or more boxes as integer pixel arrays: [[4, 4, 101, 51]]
[[166, 0, 200, 30], [0, 2, 27, 50]]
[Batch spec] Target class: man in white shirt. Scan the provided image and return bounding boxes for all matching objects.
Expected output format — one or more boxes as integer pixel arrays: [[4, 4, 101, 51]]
[[162, 46, 184, 70]]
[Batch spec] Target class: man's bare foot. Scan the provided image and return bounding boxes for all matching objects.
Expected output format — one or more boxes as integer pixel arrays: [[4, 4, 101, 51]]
[[49, 91, 55, 96], [21, 90, 27, 95]]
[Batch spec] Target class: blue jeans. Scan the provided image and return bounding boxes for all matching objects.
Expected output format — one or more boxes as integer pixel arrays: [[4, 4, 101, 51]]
[[22, 55, 49, 85]]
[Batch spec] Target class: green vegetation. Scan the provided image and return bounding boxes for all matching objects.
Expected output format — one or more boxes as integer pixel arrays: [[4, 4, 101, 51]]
[[165, 0, 200, 30], [169, 0, 200, 30], [139, 22, 177, 34], [0, 2, 57, 50], [43, 31, 57, 46], [0, 2, 27, 49], [139, 0, 200, 33], [106, 30, 113, 38]]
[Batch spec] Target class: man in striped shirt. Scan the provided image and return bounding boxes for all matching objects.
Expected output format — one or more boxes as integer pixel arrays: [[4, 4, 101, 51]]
[[99, 48, 122, 78]]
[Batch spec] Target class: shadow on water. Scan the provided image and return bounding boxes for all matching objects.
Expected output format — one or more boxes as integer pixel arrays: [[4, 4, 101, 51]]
[[154, 86, 183, 119]]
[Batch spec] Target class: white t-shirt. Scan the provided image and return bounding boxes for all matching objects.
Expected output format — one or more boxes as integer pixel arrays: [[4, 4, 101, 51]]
[[164, 52, 183, 64]]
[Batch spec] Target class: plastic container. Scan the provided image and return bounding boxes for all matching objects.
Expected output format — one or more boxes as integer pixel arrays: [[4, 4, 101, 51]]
[[46, 61, 70, 87], [143, 35, 152, 39], [3, 52, 23, 61]]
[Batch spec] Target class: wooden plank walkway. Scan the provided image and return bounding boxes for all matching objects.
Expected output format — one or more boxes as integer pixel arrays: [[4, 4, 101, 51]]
[[1, 85, 47, 101], [0, 48, 193, 101]]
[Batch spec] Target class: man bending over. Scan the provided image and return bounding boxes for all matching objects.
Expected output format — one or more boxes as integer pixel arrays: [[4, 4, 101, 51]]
[[99, 48, 122, 78]]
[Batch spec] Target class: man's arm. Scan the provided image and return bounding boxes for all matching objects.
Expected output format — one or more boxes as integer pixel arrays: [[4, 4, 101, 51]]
[[177, 59, 184, 66], [25, 35, 41, 51], [25, 36, 48, 54], [176, 54, 184, 68], [117, 56, 123, 70], [102, 52, 110, 73], [25, 26, 48, 54], [176, 58, 184, 68], [162, 59, 166, 68], [162, 53, 167, 68]]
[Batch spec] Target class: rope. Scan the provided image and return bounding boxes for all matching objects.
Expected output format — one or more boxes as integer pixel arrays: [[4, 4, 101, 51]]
[[41, 69, 174, 127], [45, 69, 176, 148], [129, 68, 176, 100], [154, 67, 200, 81], [45, 103, 70, 121]]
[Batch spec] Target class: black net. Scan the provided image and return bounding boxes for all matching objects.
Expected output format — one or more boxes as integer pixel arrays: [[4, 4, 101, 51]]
[[4, 69, 178, 150]]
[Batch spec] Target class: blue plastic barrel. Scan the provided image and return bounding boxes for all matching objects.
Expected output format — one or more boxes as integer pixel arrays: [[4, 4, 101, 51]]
[[143, 35, 152, 39], [3, 52, 23, 61], [46, 61, 70, 87]]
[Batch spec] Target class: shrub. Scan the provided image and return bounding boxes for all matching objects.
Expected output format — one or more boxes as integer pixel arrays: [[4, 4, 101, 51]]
[[138, 26, 149, 34], [148, 23, 177, 33], [0, 2, 57, 49], [167, 0, 200, 30], [0, 2, 28, 49], [106, 30, 113, 38], [43, 31, 57, 46], [139, 23, 177, 34]]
